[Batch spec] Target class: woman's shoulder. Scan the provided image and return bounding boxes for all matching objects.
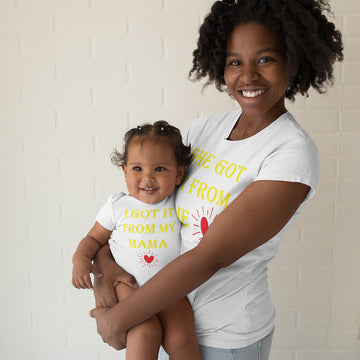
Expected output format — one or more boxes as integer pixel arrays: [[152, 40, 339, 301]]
[[276, 112, 318, 152]]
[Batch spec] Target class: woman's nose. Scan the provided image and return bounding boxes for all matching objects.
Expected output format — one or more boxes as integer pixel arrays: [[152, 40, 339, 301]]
[[240, 64, 259, 83]]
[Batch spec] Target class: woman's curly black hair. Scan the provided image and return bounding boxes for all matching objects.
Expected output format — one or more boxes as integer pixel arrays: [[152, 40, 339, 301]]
[[111, 120, 192, 168], [189, 0, 343, 100]]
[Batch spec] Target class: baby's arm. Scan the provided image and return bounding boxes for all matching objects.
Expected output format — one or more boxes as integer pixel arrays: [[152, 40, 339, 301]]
[[72, 222, 112, 290]]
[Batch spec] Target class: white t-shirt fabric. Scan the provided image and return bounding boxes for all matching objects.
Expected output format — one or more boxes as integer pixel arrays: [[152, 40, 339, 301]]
[[175, 110, 319, 348], [96, 193, 181, 286]]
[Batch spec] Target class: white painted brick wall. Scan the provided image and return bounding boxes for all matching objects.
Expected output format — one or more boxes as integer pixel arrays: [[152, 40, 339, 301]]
[[0, 1, 359, 359]]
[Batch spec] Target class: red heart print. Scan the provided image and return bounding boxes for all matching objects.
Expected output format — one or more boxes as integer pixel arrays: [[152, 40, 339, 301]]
[[200, 217, 209, 235], [144, 255, 154, 264]]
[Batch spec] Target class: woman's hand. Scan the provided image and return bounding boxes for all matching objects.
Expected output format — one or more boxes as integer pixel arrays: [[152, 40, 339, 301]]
[[93, 245, 138, 308], [93, 265, 137, 307], [89, 307, 127, 350]]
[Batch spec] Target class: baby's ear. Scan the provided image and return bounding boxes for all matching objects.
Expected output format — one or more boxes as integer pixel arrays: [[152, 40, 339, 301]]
[[176, 165, 187, 185], [122, 164, 127, 177]]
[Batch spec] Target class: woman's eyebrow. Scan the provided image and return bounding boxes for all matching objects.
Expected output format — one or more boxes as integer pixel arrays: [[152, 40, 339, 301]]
[[226, 47, 279, 57], [256, 47, 279, 54], [226, 51, 240, 57]]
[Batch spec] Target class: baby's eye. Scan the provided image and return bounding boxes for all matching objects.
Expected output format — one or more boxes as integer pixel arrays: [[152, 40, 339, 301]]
[[133, 166, 142, 172], [155, 166, 165, 172]]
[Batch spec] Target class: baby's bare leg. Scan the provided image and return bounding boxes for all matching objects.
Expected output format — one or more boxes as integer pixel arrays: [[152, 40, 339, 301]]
[[158, 297, 201, 360], [115, 283, 162, 360]]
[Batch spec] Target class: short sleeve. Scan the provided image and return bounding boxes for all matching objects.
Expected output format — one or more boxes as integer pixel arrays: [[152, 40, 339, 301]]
[[255, 136, 319, 199], [96, 193, 125, 231]]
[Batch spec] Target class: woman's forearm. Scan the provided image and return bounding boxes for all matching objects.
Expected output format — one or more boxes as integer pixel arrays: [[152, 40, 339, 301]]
[[109, 243, 219, 331], [89, 244, 210, 349], [90, 244, 216, 347]]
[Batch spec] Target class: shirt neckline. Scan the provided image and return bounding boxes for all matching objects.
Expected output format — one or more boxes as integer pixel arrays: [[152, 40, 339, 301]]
[[224, 110, 289, 143]]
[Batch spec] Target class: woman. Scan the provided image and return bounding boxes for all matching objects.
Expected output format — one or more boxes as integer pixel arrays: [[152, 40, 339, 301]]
[[89, 0, 343, 358]]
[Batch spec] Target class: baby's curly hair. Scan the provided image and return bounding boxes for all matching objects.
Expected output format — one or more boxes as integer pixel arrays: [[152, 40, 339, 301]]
[[111, 120, 192, 168], [189, 0, 343, 100]]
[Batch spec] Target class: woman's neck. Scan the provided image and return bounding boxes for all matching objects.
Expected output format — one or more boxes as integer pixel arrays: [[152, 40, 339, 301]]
[[229, 107, 287, 141]]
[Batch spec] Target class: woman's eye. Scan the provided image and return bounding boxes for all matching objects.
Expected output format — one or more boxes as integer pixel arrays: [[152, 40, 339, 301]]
[[258, 57, 273, 64], [228, 59, 241, 66]]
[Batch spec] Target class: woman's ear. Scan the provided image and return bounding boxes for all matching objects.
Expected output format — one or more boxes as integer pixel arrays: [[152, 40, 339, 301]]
[[175, 165, 187, 185], [287, 57, 299, 78]]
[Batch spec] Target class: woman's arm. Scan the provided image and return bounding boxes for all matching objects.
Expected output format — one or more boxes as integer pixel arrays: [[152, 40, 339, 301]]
[[90, 180, 309, 349]]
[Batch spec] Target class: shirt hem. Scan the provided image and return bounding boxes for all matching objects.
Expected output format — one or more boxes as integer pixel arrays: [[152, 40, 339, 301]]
[[196, 322, 275, 349]]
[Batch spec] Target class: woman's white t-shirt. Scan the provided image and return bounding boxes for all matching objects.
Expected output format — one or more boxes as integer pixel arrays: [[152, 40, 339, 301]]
[[175, 110, 319, 348]]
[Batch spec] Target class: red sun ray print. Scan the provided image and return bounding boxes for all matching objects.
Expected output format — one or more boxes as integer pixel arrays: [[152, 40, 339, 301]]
[[138, 250, 159, 268], [192, 206, 217, 243]]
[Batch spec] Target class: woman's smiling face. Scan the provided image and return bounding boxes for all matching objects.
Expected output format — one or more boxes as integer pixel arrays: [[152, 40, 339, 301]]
[[224, 22, 288, 123]]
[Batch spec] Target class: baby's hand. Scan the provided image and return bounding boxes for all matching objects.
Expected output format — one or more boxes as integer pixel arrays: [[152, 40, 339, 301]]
[[72, 254, 102, 289]]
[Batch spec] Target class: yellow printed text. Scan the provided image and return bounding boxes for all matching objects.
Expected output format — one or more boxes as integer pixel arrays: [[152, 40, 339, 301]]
[[176, 206, 190, 227], [128, 239, 168, 249], [192, 148, 216, 169], [163, 208, 175, 218], [189, 179, 231, 208], [159, 221, 176, 233], [123, 223, 156, 233], [125, 209, 160, 219], [215, 159, 247, 182]]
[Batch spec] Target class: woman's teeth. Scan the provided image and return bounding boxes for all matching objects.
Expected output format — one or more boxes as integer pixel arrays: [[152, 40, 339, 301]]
[[242, 89, 266, 98]]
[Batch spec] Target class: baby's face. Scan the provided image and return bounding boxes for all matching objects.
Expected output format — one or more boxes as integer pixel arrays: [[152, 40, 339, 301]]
[[122, 139, 185, 204]]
